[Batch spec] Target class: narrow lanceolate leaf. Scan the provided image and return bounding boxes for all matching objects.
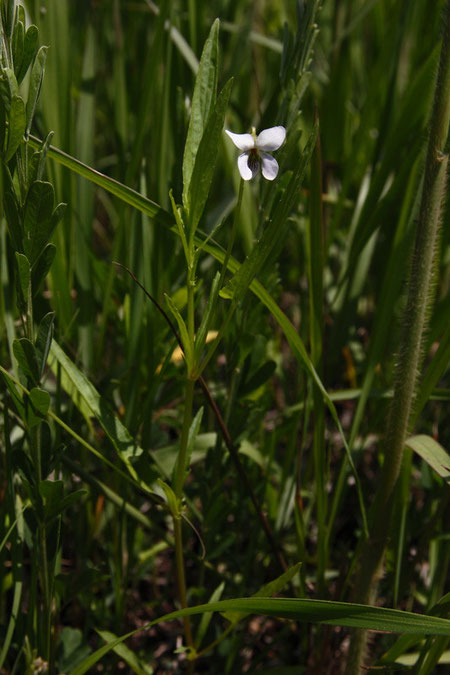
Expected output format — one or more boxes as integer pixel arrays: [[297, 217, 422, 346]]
[[182, 18, 219, 212], [69, 598, 450, 675], [25, 45, 48, 134], [17, 24, 39, 83], [15, 253, 30, 300], [187, 77, 233, 232], [48, 340, 144, 478], [405, 435, 450, 481], [220, 123, 317, 303], [164, 294, 194, 371], [22, 181, 54, 263], [5, 95, 26, 161]]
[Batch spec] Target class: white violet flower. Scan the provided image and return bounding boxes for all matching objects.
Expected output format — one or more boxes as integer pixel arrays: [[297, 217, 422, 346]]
[[225, 125, 286, 181]]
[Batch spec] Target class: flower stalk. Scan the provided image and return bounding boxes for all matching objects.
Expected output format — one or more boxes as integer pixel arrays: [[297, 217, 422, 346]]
[[346, 5, 450, 672]]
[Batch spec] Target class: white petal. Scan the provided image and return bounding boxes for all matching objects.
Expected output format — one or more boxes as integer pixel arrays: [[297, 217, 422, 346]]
[[260, 152, 279, 180], [256, 126, 286, 151], [225, 130, 255, 151], [237, 152, 259, 180]]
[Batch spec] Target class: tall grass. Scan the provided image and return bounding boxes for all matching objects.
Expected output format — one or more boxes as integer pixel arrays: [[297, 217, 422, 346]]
[[1, 0, 449, 673]]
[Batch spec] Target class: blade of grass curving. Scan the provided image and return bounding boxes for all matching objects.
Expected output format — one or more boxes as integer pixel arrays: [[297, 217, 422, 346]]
[[69, 598, 450, 675], [405, 435, 450, 482]]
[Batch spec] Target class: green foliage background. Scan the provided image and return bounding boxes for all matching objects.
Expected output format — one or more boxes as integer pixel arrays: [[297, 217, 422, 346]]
[[1, 0, 449, 672]]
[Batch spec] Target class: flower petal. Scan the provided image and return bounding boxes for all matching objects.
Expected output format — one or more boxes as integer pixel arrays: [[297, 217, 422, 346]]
[[238, 152, 259, 181], [225, 130, 255, 151], [260, 152, 279, 180], [256, 126, 286, 151]]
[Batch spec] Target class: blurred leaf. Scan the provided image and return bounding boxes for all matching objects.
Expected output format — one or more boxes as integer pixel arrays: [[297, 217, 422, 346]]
[[57, 627, 91, 673], [12, 20, 24, 80], [39, 480, 87, 522], [3, 184, 22, 251], [96, 630, 153, 675], [182, 18, 219, 212], [164, 293, 194, 371], [172, 406, 203, 486], [405, 435, 450, 481]]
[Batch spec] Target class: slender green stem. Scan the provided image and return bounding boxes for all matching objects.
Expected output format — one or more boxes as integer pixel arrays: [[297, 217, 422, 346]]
[[346, 5, 450, 672]]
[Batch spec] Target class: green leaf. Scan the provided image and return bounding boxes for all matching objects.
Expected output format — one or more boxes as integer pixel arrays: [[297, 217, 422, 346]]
[[96, 630, 153, 675], [0, 67, 18, 112], [29, 387, 50, 417], [220, 124, 317, 302], [17, 24, 39, 84], [187, 77, 233, 232], [182, 18, 219, 212], [164, 294, 194, 372], [69, 598, 450, 675], [6, 94, 26, 161], [31, 244, 56, 296], [39, 480, 87, 522], [22, 181, 55, 263], [156, 479, 181, 518], [195, 582, 225, 649], [15, 252, 30, 300], [13, 338, 40, 385], [35, 312, 55, 379], [48, 340, 144, 479], [405, 435, 450, 481], [194, 271, 221, 362], [12, 20, 24, 80], [222, 563, 301, 625], [3, 188, 22, 252], [172, 406, 204, 486], [26, 45, 48, 133]]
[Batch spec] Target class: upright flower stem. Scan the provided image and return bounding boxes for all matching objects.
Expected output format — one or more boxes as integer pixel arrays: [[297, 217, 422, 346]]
[[346, 5, 450, 672]]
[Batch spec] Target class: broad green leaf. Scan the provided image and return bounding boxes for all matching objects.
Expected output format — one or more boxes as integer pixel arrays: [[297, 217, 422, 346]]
[[15, 252, 30, 300], [26, 45, 48, 133], [13, 338, 40, 385], [17, 24, 39, 83], [5, 94, 26, 161], [48, 340, 144, 479], [182, 19, 219, 212], [69, 598, 450, 675], [405, 435, 450, 481], [187, 77, 233, 233], [29, 387, 50, 417], [221, 124, 317, 302]]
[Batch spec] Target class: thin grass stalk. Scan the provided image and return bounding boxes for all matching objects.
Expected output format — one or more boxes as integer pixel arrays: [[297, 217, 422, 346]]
[[345, 4, 450, 672]]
